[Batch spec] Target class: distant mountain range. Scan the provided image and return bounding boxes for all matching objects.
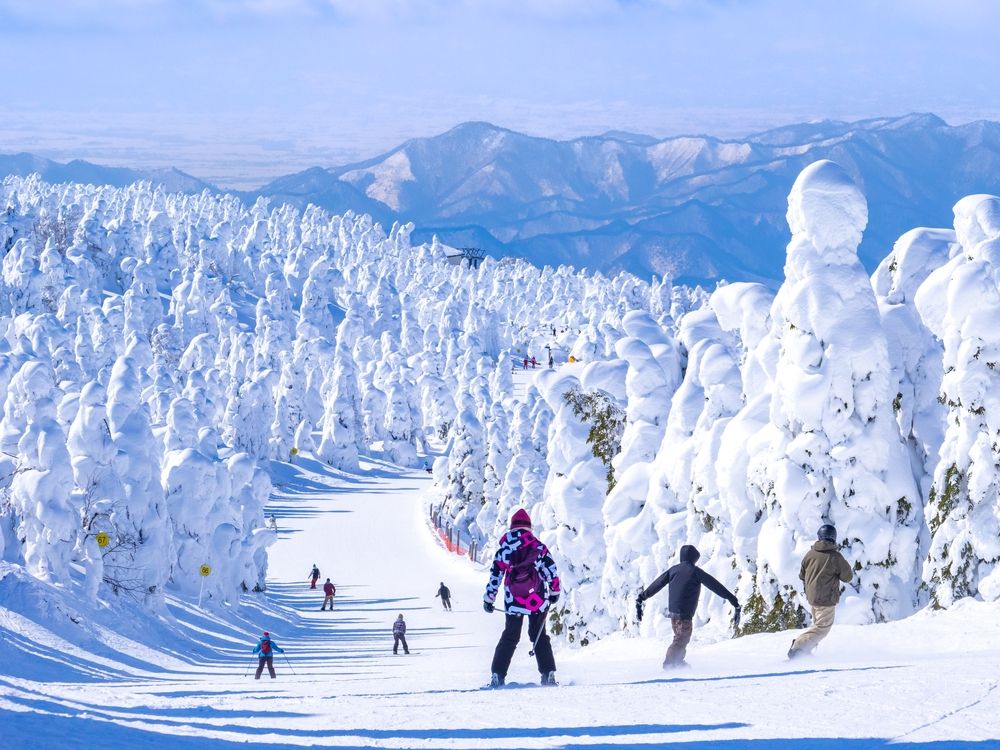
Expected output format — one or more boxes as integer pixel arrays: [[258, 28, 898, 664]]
[[5, 113, 1000, 285], [0, 152, 212, 194]]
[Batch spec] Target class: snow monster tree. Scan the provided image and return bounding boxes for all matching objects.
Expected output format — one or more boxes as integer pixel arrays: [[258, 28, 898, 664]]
[[740, 160, 923, 632]]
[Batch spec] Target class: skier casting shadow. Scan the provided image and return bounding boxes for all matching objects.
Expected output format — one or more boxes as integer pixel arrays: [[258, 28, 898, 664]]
[[252, 631, 285, 679], [436, 581, 452, 611], [321, 578, 336, 610], [393, 614, 410, 654], [636, 545, 740, 668], [483, 509, 560, 687]]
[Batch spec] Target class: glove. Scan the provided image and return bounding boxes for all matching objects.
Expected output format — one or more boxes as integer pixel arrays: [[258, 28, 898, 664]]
[[732, 604, 742, 629], [548, 592, 560, 605], [483, 601, 495, 614], [635, 596, 644, 622]]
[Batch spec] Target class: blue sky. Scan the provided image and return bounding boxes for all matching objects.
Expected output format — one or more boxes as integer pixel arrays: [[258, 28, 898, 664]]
[[2, 0, 999, 184]]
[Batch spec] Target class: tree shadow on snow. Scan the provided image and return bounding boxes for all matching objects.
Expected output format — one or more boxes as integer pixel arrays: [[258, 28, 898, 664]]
[[8, 704, 997, 750], [624, 664, 906, 687], [4, 687, 996, 750], [4, 690, 310, 721]]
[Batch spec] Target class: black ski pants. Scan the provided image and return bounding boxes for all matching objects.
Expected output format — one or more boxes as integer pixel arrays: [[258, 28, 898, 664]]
[[491, 611, 555, 678], [393, 634, 409, 654], [255, 655, 275, 679], [442, 597, 452, 611]]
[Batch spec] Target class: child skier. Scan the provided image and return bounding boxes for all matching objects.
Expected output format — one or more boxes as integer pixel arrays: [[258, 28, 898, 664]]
[[308, 564, 320, 589], [253, 631, 285, 679], [483, 508, 560, 687], [636, 544, 740, 668], [436, 582, 452, 611], [321, 578, 336, 611], [393, 614, 410, 654], [788, 524, 854, 659]]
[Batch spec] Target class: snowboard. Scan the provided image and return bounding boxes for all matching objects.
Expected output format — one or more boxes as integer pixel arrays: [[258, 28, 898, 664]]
[[480, 679, 570, 690]]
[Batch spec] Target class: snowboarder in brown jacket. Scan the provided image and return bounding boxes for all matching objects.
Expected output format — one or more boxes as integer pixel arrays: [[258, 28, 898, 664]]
[[788, 524, 853, 659]]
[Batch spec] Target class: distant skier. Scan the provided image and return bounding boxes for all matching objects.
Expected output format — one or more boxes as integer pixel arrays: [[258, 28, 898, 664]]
[[321, 578, 336, 611], [636, 545, 740, 669], [522, 356, 529, 370], [787, 524, 853, 659], [393, 614, 410, 654], [483, 508, 560, 687], [267, 514, 278, 531], [308, 564, 320, 589], [253, 631, 285, 679], [436, 582, 452, 611], [530, 355, 537, 369], [548, 352, 554, 369]]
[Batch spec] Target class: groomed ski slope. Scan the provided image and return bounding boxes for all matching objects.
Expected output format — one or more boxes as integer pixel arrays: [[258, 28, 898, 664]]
[[4, 453, 1000, 749]]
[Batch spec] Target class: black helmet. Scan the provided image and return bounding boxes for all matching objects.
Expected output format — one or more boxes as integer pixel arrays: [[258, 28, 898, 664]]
[[817, 524, 837, 543]]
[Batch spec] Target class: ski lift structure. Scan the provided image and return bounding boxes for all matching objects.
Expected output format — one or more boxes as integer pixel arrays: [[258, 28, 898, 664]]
[[444, 246, 486, 270]]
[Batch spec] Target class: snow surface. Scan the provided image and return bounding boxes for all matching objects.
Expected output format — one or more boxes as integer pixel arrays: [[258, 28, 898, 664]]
[[4, 160, 1000, 747], [4, 453, 1000, 749]]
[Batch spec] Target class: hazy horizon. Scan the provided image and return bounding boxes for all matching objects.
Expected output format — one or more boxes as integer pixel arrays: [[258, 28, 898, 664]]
[[3, 0, 999, 187]]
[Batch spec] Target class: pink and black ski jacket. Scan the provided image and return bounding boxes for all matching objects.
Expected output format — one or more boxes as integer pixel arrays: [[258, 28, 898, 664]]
[[484, 528, 561, 615]]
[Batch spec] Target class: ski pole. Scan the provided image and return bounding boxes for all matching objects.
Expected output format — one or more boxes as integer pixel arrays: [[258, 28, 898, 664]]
[[528, 613, 548, 657], [283, 654, 296, 676], [244, 655, 256, 677]]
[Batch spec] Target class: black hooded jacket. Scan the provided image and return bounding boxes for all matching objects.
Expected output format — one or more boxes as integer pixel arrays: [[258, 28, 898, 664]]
[[639, 545, 738, 620]]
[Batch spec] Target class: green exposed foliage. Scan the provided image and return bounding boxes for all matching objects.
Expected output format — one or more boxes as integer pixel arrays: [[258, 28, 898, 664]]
[[737, 586, 805, 636], [563, 386, 626, 495], [928, 464, 962, 535], [547, 605, 591, 647]]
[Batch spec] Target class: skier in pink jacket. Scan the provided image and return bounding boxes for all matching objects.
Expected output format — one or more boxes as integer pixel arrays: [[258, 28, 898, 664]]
[[483, 509, 560, 687]]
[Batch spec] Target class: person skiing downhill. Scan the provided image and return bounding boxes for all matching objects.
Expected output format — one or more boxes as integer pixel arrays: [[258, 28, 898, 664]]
[[636, 544, 740, 668], [321, 578, 336, 611], [393, 614, 409, 654], [788, 524, 854, 659], [308, 564, 320, 589], [253, 631, 285, 679], [483, 508, 560, 687], [436, 582, 452, 611]]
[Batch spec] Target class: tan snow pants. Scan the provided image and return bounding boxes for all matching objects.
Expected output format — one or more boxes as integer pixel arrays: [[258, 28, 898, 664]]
[[791, 605, 836, 655], [664, 618, 693, 667]]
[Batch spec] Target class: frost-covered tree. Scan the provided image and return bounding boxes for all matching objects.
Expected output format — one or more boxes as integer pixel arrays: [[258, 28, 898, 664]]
[[383, 378, 420, 468], [440, 403, 486, 535], [740, 161, 922, 630], [534, 368, 624, 644], [316, 342, 362, 470], [106, 355, 170, 602], [918, 195, 1000, 606]]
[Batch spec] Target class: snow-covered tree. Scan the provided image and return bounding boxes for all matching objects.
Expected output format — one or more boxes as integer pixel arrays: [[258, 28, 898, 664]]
[[740, 161, 922, 630], [918, 195, 1000, 606]]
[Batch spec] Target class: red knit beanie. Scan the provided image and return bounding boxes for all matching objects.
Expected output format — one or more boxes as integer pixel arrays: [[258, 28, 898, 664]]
[[510, 509, 532, 529]]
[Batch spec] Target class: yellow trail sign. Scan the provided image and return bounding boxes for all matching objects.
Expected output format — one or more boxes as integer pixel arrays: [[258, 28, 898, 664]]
[[199, 564, 212, 577], [95, 532, 110, 548]]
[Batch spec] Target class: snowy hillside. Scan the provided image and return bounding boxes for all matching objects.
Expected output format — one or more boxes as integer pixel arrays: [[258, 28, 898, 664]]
[[256, 114, 1000, 284], [2, 158, 1000, 745], [4, 455, 1000, 748], [426, 159, 1000, 644], [9, 114, 1000, 286]]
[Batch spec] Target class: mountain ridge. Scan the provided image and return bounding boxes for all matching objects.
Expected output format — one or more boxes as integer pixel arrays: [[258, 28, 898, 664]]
[[5, 113, 999, 284]]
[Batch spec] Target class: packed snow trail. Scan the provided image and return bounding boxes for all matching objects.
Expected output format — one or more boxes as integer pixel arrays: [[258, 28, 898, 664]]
[[4, 453, 1000, 748], [261, 454, 491, 690]]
